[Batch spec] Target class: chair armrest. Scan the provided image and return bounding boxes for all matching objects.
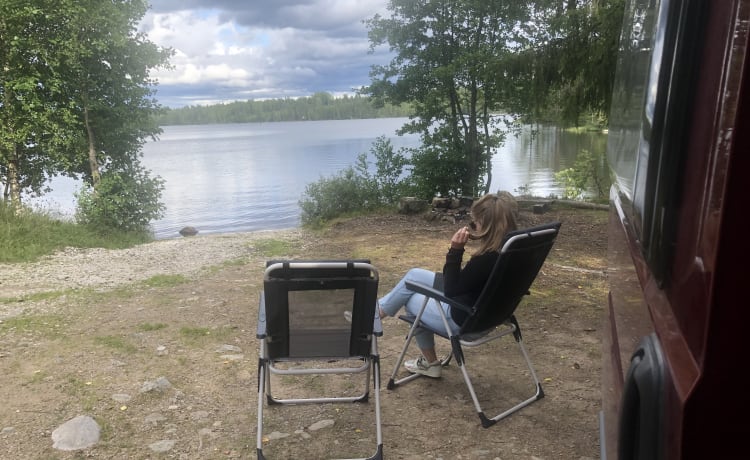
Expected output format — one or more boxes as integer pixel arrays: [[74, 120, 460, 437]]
[[257, 291, 267, 339], [405, 280, 473, 313]]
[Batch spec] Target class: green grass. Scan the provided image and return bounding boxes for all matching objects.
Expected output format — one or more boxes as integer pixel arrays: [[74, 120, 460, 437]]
[[253, 238, 296, 257], [179, 325, 234, 344], [179, 326, 212, 339], [137, 322, 167, 332], [0, 289, 78, 304], [0, 314, 66, 338], [142, 274, 188, 288], [1, 202, 152, 263], [93, 335, 138, 353]]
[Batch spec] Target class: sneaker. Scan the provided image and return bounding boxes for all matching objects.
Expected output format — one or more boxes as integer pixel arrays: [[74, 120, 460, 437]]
[[404, 356, 442, 378]]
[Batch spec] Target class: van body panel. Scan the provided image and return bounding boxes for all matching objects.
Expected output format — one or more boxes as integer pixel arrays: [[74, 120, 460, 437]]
[[602, 0, 750, 458]]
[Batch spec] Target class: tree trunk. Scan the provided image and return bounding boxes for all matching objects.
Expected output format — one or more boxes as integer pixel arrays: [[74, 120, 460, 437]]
[[83, 104, 101, 189], [8, 144, 22, 212]]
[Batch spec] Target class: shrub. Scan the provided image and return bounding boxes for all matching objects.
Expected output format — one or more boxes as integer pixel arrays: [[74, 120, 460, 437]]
[[76, 164, 164, 234], [299, 136, 413, 225], [299, 167, 377, 225], [554, 149, 611, 201]]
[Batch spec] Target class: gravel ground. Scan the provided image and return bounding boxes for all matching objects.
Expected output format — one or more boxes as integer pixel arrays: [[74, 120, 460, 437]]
[[0, 229, 303, 310]]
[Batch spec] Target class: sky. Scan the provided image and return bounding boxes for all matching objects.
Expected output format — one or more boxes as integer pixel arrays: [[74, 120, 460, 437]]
[[139, 0, 393, 108]]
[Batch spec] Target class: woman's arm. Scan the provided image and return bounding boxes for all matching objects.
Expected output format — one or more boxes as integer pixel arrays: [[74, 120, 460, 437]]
[[443, 250, 496, 298]]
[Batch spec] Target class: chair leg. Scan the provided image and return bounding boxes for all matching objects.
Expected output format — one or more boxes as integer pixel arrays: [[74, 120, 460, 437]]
[[256, 358, 268, 458], [456, 333, 544, 428], [387, 297, 454, 389], [257, 341, 384, 460], [371, 337, 384, 459]]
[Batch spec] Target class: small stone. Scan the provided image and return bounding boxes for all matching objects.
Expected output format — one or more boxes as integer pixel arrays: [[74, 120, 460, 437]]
[[111, 394, 131, 403], [267, 431, 289, 440], [149, 439, 175, 453], [140, 376, 172, 393], [51, 415, 100, 451], [220, 354, 244, 362], [215, 344, 242, 353], [308, 419, 335, 431]]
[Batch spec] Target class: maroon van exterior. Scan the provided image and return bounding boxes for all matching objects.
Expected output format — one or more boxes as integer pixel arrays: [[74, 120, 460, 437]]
[[602, 0, 750, 458]]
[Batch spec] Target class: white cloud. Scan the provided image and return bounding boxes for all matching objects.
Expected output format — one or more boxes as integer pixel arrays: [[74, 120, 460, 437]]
[[140, 1, 393, 107]]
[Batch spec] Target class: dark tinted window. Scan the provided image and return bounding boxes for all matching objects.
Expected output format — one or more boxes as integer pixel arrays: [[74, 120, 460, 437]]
[[607, 0, 702, 285]]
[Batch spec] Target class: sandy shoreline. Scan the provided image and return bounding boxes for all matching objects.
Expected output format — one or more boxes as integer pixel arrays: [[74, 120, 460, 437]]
[[0, 228, 306, 302]]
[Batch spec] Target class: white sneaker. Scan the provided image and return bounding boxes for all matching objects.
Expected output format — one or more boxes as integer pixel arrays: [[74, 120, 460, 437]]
[[404, 356, 442, 378]]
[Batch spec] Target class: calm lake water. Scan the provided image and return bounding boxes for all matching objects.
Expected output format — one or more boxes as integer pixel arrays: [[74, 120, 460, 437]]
[[31, 118, 606, 239]]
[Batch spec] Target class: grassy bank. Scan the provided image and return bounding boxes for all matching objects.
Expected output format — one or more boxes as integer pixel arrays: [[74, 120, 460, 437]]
[[0, 203, 151, 263]]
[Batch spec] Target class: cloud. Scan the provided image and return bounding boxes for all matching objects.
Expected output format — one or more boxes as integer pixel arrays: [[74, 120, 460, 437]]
[[141, 1, 392, 107]]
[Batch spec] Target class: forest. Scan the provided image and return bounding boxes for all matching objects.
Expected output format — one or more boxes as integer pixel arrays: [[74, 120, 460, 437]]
[[157, 92, 412, 126]]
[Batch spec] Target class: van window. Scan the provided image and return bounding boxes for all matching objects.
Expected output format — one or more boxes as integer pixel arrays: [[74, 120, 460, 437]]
[[608, 0, 700, 285]]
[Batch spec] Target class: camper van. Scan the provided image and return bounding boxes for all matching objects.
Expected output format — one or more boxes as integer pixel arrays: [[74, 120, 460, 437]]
[[602, 0, 750, 458]]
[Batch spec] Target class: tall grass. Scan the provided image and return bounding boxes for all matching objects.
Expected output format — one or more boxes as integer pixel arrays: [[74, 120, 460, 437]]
[[1, 202, 152, 263]]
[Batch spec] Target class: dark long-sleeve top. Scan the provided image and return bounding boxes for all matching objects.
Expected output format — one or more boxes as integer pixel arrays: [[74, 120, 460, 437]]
[[442, 247, 499, 325]]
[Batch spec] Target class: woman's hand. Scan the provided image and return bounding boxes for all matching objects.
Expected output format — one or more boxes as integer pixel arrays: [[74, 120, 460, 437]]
[[450, 226, 471, 249]]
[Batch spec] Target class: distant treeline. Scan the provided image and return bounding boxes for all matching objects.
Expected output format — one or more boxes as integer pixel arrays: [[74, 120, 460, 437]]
[[157, 92, 412, 125]]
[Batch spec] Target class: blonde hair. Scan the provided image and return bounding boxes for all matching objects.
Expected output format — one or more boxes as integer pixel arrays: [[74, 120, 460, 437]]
[[469, 192, 518, 255]]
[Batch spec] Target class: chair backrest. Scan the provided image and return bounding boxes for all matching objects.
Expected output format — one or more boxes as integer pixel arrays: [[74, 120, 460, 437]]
[[262, 260, 379, 360], [459, 222, 561, 335]]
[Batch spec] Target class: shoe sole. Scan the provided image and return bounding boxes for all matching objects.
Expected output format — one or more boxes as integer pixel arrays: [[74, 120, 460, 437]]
[[404, 366, 442, 379]]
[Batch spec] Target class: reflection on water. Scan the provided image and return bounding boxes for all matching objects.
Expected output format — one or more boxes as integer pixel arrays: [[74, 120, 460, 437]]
[[27, 119, 606, 239]]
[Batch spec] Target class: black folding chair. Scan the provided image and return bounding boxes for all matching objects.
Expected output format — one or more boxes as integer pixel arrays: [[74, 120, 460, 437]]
[[386, 222, 561, 428], [256, 260, 383, 460]]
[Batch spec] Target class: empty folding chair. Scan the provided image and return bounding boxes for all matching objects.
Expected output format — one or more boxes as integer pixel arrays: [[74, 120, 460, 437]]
[[387, 222, 561, 428], [256, 260, 383, 459]]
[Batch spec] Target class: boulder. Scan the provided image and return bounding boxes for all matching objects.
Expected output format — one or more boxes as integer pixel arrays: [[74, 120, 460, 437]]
[[399, 197, 429, 214], [179, 226, 198, 237]]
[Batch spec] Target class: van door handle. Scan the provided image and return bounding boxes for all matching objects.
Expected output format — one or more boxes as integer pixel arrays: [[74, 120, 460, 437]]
[[618, 333, 666, 459]]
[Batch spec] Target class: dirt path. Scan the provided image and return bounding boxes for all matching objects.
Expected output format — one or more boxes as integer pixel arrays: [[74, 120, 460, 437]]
[[0, 205, 607, 459]]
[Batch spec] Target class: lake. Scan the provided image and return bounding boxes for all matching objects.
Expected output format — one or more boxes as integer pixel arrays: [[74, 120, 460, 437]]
[[31, 118, 606, 239]]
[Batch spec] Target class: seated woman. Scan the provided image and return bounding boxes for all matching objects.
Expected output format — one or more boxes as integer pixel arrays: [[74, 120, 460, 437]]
[[377, 192, 518, 378]]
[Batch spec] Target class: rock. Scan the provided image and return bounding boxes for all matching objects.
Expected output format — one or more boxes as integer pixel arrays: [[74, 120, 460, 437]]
[[140, 376, 172, 393], [431, 197, 452, 209], [179, 226, 199, 237], [308, 419, 335, 431], [398, 197, 429, 214], [149, 439, 175, 453], [533, 203, 549, 214], [215, 344, 242, 353], [51, 415, 100, 451], [111, 393, 131, 403]]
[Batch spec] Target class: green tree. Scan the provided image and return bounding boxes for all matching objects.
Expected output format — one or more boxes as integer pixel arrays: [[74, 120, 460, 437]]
[[364, 0, 531, 198], [1, 0, 172, 232], [0, 1, 76, 210], [57, 0, 171, 189], [510, 0, 625, 127]]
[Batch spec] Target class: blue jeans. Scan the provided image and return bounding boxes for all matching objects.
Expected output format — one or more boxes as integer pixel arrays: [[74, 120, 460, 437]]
[[378, 268, 461, 349]]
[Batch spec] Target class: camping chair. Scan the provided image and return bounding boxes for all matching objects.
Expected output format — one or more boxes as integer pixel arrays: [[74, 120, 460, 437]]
[[386, 221, 561, 428], [256, 260, 383, 460]]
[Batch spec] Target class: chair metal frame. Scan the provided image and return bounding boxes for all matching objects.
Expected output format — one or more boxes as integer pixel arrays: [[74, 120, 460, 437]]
[[386, 222, 561, 428], [256, 260, 383, 460]]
